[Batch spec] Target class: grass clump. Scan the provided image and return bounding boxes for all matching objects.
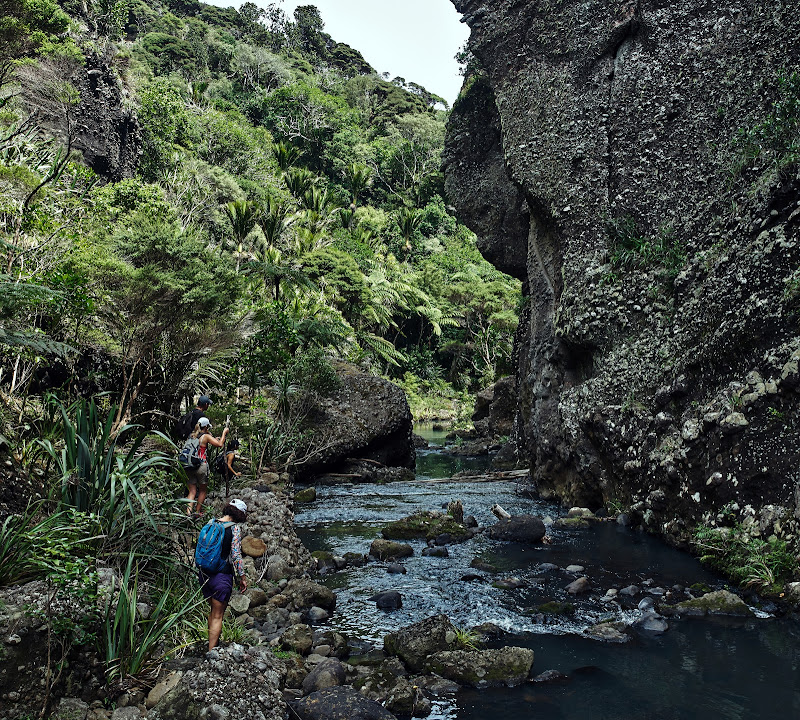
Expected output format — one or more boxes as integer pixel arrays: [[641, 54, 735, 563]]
[[692, 524, 796, 593], [606, 216, 686, 278]]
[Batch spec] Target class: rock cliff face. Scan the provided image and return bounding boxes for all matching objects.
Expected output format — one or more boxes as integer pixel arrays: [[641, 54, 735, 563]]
[[72, 52, 141, 181], [445, 0, 800, 546]]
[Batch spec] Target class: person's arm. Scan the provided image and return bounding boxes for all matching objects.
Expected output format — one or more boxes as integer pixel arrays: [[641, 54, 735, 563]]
[[207, 427, 229, 449], [226, 451, 241, 477], [230, 524, 247, 591]]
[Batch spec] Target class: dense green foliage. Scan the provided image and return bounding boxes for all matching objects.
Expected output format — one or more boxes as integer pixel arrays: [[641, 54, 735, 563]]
[[0, 0, 519, 429], [0, 1, 520, 698], [693, 524, 796, 593]]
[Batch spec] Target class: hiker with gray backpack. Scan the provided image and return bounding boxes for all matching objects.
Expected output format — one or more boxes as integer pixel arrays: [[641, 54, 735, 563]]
[[181, 416, 229, 517], [194, 498, 248, 650]]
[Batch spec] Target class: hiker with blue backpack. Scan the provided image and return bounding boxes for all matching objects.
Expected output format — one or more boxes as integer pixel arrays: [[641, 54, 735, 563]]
[[183, 416, 229, 517], [194, 498, 248, 650]]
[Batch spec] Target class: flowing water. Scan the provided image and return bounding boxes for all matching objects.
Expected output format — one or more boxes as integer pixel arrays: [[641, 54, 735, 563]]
[[295, 433, 800, 719]]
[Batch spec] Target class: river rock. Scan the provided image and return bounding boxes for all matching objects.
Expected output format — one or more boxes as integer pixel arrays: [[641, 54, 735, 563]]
[[306, 606, 330, 623], [671, 590, 754, 617], [145, 673, 183, 710], [422, 546, 450, 557], [278, 579, 337, 612], [369, 591, 403, 610], [382, 510, 469, 541], [370, 539, 414, 560], [301, 658, 347, 696], [424, 647, 534, 688], [387, 563, 407, 574], [343, 552, 368, 567], [280, 624, 315, 655], [228, 593, 250, 615], [619, 585, 640, 597], [295, 487, 317, 504], [585, 622, 630, 643], [383, 614, 459, 672], [52, 698, 90, 720], [486, 515, 546, 543], [291, 686, 397, 720], [565, 564, 585, 573], [240, 535, 266, 558], [565, 577, 591, 595], [632, 611, 669, 634], [531, 669, 570, 684]]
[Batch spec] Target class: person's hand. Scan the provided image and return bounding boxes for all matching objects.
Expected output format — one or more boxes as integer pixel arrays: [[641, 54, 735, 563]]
[[235, 472, 242, 477], [239, 576, 247, 592]]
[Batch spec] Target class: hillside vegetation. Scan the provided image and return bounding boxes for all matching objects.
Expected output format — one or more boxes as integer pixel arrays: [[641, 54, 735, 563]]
[[1, 0, 521, 433]]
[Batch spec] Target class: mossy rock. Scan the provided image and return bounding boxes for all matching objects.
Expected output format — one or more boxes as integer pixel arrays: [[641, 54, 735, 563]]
[[673, 589, 753, 617], [424, 647, 534, 688], [295, 487, 317, 503], [369, 539, 414, 560], [536, 601, 575, 616], [382, 511, 469, 541]]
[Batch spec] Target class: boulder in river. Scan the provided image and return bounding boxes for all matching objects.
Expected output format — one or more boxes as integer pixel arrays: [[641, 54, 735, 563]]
[[291, 686, 397, 720], [369, 591, 403, 611], [295, 362, 415, 482], [486, 515, 546, 543], [295, 487, 317, 504], [424, 647, 534, 688], [585, 621, 630, 643], [383, 614, 460, 672], [669, 589, 753, 617], [370, 539, 414, 560], [382, 510, 470, 542], [565, 577, 591, 595]]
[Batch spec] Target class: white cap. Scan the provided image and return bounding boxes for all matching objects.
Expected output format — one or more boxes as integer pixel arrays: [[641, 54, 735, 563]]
[[198, 417, 212, 428], [230, 499, 247, 513]]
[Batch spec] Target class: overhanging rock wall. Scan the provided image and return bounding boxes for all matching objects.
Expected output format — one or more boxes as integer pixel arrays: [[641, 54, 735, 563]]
[[444, 0, 800, 546]]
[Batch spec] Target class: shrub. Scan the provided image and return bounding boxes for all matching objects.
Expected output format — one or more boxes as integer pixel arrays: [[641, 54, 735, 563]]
[[692, 524, 795, 592]]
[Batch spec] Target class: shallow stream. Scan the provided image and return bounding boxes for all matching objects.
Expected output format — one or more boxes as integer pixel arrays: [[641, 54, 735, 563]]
[[295, 431, 800, 719]]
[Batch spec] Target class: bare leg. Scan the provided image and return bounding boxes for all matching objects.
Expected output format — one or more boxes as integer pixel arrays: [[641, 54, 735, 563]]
[[186, 483, 197, 515], [208, 598, 226, 650], [195, 483, 208, 515]]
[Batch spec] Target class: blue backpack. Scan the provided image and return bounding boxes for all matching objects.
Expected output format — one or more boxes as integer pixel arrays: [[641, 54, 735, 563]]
[[195, 519, 234, 573]]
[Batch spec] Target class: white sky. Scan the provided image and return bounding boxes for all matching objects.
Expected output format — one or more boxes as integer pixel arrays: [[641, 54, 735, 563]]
[[210, 0, 470, 105]]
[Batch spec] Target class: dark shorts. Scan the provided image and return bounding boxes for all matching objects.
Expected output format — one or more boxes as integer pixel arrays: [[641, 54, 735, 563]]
[[198, 570, 233, 603]]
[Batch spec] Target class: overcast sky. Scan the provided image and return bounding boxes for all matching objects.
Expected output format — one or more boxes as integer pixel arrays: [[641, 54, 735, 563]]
[[210, 0, 470, 105]]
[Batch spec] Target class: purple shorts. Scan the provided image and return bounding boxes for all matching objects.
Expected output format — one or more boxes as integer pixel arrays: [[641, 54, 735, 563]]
[[198, 571, 233, 603]]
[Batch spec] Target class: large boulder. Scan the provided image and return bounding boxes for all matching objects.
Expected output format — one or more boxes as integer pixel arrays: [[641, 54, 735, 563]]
[[301, 658, 348, 696], [487, 515, 546, 543], [383, 615, 460, 673], [291, 687, 397, 720], [424, 647, 534, 688], [669, 590, 753, 617], [381, 511, 470, 542], [296, 362, 415, 481]]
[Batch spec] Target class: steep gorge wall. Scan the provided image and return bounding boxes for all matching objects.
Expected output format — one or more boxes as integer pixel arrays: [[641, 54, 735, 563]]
[[444, 0, 800, 546]]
